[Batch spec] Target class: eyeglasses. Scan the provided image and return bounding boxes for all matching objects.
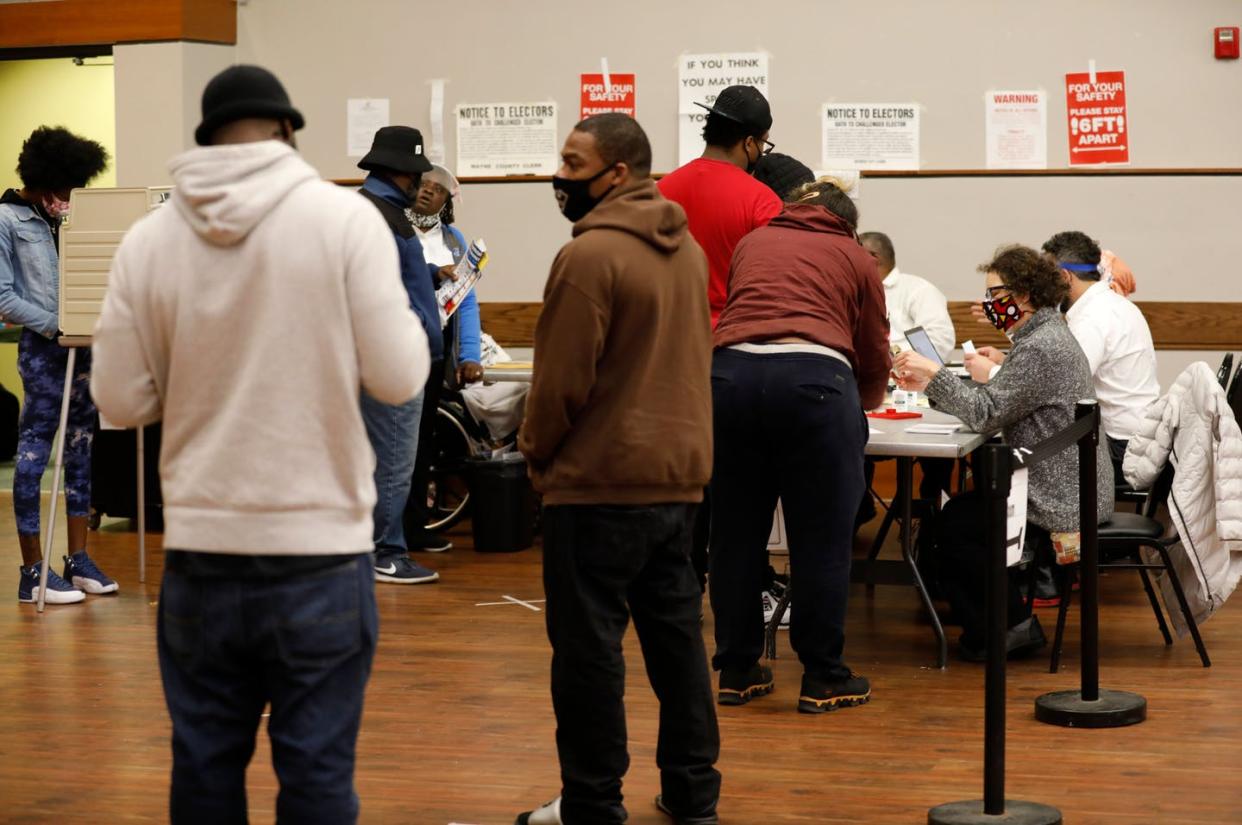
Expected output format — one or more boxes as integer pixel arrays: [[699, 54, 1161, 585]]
[[756, 138, 775, 156], [984, 285, 1011, 300]]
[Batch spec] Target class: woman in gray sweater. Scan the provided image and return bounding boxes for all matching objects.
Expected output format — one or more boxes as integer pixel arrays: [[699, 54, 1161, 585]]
[[894, 245, 1114, 661]]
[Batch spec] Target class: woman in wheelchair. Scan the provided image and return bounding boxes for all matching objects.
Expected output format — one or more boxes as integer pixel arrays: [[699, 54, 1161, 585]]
[[894, 245, 1114, 662], [404, 163, 483, 551]]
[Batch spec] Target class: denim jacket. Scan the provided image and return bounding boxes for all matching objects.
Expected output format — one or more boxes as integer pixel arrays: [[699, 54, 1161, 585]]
[[0, 194, 60, 337]]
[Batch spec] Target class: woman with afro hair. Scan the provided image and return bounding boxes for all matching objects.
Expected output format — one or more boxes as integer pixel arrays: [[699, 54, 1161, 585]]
[[0, 125, 112, 604]]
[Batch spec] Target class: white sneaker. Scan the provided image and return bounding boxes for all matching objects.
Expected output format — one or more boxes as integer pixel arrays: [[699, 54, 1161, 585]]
[[515, 796, 562, 825], [762, 590, 790, 628]]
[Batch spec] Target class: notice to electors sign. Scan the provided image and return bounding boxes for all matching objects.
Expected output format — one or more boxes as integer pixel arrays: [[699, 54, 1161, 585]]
[[1064, 70, 1129, 165], [821, 103, 920, 171], [455, 102, 558, 176]]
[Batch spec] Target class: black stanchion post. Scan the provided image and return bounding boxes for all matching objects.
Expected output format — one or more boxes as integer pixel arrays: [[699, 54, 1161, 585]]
[[1035, 401, 1147, 728], [929, 445, 1062, 825]]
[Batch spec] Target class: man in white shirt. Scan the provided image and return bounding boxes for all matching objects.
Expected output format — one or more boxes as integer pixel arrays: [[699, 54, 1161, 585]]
[[860, 231, 956, 360], [1044, 231, 1160, 462]]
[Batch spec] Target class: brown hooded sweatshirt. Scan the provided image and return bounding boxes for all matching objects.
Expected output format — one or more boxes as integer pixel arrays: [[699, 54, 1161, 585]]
[[518, 177, 712, 505]]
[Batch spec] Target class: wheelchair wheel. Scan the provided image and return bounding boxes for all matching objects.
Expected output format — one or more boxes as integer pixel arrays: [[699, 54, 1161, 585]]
[[424, 405, 473, 532]]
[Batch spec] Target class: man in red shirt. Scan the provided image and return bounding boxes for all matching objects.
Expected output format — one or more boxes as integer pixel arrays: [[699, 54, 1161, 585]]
[[659, 85, 782, 328]]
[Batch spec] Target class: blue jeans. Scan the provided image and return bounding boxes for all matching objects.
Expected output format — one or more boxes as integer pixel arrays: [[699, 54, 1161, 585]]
[[157, 555, 378, 825], [360, 390, 424, 557]]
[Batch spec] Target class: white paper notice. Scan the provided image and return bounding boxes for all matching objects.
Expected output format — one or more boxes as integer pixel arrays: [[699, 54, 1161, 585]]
[[428, 79, 447, 166], [455, 102, 558, 176], [821, 103, 920, 171], [346, 98, 389, 158], [677, 52, 769, 166], [985, 90, 1047, 170]]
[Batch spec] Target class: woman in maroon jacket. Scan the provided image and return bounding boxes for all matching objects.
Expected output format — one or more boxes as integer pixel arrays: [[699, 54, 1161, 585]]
[[708, 178, 890, 715]]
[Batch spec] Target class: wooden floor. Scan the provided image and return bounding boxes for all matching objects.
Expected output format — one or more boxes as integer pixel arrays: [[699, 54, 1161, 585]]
[[2, 498, 1240, 825]]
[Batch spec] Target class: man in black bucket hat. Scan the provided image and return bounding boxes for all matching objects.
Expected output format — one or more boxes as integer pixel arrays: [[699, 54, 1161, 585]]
[[356, 125, 446, 586], [92, 63, 429, 824]]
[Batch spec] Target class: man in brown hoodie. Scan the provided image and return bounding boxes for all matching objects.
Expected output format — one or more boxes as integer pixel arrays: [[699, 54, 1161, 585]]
[[516, 114, 720, 825]]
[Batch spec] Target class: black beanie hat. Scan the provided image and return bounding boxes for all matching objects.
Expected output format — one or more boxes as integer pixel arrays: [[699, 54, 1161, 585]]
[[754, 152, 815, 200], [195, 65, 305, 146]]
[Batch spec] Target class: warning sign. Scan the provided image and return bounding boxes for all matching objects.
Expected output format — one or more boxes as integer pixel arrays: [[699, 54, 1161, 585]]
[[580, 73, 635, 119], [1064, 70, 1129, 165]]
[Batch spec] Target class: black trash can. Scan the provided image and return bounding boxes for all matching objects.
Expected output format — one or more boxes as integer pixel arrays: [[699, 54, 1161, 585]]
[[467, 453, 536, 552]]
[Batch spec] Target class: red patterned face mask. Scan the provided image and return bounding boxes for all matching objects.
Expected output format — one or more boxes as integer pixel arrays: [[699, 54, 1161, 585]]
[[41, 194, 70, 219], [982, 293, 1024, 333]]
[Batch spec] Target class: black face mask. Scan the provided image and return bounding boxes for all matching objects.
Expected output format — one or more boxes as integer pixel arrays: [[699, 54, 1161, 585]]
[[552, 164, 617, 222]]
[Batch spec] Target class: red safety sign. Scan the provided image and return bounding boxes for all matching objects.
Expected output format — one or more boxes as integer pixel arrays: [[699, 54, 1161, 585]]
[[1064, 70, 1129, 165], [580, 73, 636, 119]]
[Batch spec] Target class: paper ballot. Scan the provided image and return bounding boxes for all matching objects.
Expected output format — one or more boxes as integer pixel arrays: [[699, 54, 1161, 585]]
[[438, 239, 488, 326]]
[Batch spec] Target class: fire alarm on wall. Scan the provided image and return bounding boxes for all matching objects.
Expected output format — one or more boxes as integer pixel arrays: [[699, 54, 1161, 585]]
[[1216, 27, 1240, 59]]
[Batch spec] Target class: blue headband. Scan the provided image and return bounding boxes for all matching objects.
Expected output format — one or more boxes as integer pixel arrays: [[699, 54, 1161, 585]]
[[1059, 262, 1100, 273]]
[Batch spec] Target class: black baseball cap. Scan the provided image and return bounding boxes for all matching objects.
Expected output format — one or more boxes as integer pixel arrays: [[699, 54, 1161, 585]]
[[695, 85, 772, 134]]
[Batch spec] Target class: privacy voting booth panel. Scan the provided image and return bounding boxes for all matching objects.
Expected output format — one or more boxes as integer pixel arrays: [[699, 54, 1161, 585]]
[[57, 187, 166, 337]]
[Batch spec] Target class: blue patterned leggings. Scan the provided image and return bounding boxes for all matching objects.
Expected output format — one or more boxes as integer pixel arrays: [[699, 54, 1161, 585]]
[[14, 329, 94, 536]]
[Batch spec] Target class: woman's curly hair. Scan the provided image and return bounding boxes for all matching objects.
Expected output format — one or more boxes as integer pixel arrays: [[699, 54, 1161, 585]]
[[17, 126, 109, 193], [978, 244, 1068, 310]]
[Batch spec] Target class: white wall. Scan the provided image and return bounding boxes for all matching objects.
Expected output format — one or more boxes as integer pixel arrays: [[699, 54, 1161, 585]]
[[226, 0, 1242, 310], [114, 42, 234, 186]]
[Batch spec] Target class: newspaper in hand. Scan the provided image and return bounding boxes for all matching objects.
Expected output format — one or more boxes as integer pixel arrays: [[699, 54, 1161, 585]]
[[437, 238, 488, 327]]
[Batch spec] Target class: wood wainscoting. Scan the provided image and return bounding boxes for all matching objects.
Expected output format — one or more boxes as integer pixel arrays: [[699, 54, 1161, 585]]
[[485, 300, 1242, 351]]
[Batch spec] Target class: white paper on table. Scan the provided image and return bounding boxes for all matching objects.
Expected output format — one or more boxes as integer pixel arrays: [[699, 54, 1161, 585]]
[[869, 426, 883, 436], [905, 422, 962, 435], [984, 90, 1047, 170], [347, 98, 389, 157], [1006, 467, 1029, 567]]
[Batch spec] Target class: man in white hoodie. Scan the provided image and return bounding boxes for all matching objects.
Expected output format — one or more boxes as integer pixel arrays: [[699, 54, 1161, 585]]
[[91, 65, 429, 825]]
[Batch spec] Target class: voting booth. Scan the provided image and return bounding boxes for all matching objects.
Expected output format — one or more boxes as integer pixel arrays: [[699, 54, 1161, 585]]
[[34, 186, 167, 611], [57, 187, 165, 336]]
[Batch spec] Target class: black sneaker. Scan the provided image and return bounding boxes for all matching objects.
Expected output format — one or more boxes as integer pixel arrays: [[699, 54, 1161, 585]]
[[797, 671, 871, 714], [655, 794, 718, 825], [957, 615, 1047, 663], [514, 797, 562, 824], [717, 663, 773, 706], [373, 554, 439, 584]]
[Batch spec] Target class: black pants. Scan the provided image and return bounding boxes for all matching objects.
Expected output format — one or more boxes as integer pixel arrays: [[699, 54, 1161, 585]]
[[542, 503, 720, 825], [1107, 436, 1128, 481], [405, 359, 445, 544], [708, 349, 865, 682], [935, 491, 1047, 648]]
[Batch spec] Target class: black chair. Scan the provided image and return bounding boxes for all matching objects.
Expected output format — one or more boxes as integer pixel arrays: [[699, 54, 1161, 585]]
[[1228, 358, 1242, 426], [1050, 462, 1211, 670], [1215, 353, 1234, 389]]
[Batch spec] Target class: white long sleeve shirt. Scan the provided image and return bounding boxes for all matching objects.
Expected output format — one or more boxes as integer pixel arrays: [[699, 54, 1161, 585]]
[[883, 267, 956, 360], [1065, 280, 1160, 441]]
